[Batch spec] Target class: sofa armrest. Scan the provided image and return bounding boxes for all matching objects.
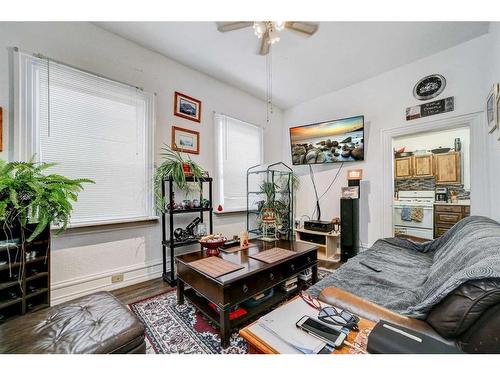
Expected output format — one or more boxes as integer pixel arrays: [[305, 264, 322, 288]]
[[318, 286, 446, 342]]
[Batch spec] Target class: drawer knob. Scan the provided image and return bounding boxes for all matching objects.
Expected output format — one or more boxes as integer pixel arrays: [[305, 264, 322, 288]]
[[242, 284, 249, 293], [307, 256, 311, 263], [269, 273, 275, 280], [290, 264, 295, 271]]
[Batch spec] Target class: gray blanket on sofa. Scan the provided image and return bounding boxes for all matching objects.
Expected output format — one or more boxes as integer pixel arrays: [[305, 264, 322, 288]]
[[308, 216, 500, 318]]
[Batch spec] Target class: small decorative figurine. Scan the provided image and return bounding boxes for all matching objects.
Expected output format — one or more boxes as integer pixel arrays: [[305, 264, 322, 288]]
[[239, 230, 249, 249]]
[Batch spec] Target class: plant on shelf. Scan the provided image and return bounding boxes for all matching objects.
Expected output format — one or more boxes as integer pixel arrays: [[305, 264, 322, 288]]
[[0, 158, 94, 284], [154, 144, 207, 212], [256, 173, 299, 237]]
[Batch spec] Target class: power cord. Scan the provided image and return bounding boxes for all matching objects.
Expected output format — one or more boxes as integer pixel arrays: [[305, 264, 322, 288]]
[[309, 165, 321, 221], [310, 163, 344, 220]]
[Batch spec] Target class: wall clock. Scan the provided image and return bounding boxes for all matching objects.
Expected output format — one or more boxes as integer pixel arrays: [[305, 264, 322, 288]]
[[413, 74, 446, 101]]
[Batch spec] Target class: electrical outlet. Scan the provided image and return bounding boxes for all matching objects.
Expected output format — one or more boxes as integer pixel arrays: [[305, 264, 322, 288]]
[[111, 274, 124, 283]]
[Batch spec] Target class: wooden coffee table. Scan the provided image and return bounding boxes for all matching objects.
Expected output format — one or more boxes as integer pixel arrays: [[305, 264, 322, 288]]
[[176, 239, 318, 348], [239, 296, 376, 354]]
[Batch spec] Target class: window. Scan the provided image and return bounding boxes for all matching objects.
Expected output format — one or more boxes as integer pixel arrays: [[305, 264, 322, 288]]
[[13, 50, 155, 226], [214, 113, 263, 212]]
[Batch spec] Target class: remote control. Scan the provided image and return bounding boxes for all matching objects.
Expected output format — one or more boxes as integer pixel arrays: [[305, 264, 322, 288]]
[[360, 261, 382, 273]]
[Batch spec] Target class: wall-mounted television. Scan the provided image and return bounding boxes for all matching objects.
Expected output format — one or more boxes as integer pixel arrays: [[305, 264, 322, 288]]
[[289, 115, 364, 165]]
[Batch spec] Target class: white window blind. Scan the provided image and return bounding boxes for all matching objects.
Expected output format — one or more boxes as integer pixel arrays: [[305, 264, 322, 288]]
[[214, 113, 263, 212], [13, 51, 155, 226]]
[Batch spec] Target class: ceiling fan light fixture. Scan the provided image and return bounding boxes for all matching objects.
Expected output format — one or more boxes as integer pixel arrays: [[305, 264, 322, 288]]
[[274, 21, 285, 31], [268, 29, 280, 44], [253, 22, 266, 38]]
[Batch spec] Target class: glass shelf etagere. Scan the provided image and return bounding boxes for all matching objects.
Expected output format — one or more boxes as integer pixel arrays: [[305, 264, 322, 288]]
[[246, 162, 294, 240]]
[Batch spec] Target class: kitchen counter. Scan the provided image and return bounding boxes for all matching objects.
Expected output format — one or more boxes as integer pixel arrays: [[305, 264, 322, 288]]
[[434, 200, 470, 206]]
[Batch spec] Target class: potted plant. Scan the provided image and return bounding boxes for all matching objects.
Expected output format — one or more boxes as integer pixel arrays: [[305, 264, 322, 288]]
[[0, 159, 94, 281], [154, 144, 207, 212]]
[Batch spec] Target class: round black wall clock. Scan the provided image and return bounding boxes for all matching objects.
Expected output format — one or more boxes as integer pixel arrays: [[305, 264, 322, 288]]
[[413, 74, 446, 101]]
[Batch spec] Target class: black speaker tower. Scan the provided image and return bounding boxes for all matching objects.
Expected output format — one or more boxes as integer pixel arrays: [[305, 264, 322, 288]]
[[340, 179, 360, 262]]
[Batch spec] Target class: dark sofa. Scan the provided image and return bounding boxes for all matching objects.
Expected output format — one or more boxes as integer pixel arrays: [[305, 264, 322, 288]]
[[309, 216, 500, 353]]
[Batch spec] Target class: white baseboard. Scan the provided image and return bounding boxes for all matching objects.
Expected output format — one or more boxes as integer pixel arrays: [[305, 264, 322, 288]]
[[50, 259, 164, 305]]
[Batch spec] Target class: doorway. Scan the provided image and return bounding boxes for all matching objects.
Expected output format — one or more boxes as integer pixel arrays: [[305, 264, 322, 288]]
[[380, 112, 489, 239], [392, 127, 470, 240]]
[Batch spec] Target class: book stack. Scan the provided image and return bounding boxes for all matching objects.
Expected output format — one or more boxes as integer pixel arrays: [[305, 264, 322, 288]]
[[281, 276, 298, 293]]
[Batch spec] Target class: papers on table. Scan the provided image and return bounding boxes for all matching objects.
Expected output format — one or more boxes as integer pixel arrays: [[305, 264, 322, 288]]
[[249, 298, 331, 354]]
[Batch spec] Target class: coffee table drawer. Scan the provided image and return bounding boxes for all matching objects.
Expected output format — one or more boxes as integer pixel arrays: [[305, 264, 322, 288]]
[[226, 252, 316, 305]]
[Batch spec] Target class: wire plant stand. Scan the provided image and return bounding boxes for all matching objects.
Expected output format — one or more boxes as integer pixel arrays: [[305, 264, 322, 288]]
[[246, 162, 294, 240]]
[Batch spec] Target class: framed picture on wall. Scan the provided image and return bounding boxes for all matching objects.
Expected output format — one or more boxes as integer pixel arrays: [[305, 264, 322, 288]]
[[172, 126, 200, 154], [174, 91, 202, 123], [487, 83, 498, 133]]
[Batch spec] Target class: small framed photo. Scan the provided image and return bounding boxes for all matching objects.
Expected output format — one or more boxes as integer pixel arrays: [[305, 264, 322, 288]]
[[486, 83, 498, 133], [172, 126, 200, 154], [174, 91, 202, 123]]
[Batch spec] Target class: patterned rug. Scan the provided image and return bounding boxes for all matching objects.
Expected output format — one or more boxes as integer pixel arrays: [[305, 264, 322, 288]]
[[129, 268, 334, 354]]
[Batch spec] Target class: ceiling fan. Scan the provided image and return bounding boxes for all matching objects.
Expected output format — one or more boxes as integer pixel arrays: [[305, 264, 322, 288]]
[[216, 21, 319, 55]]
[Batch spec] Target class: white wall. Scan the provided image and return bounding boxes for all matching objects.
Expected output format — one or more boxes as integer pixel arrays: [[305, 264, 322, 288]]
[[282, 34, 491, 247], [0, 22, 283, 304], [393, 127, 470, 190], [486, 22, 500, 223]]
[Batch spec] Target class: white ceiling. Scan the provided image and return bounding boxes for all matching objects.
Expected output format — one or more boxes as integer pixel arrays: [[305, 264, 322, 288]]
[[95, 22, 489, 109]]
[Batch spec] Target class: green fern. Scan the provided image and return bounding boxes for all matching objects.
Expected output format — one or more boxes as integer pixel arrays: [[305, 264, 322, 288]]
[[0, 158, 94, 241], [154, 144, 206, 212]]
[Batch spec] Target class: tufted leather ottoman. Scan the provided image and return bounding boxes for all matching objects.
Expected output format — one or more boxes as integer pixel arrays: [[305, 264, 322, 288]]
[[0, 291, 146, 354]]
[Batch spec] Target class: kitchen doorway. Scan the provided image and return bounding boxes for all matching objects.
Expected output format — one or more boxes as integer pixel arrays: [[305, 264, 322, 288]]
[[392, 127, 470, 240]]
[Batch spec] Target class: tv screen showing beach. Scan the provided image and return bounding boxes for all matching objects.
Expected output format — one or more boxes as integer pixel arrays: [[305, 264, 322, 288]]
[[289, 115, 364, 165]]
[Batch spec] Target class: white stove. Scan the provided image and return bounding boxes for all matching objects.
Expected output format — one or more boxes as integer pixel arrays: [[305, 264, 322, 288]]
[[393, 191, 435, 240]]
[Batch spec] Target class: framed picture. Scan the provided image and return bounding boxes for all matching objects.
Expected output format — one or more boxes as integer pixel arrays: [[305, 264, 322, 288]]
[[174, 91, 202, 123], [487, 83, 498, 133], [172, 126, 200, 154]]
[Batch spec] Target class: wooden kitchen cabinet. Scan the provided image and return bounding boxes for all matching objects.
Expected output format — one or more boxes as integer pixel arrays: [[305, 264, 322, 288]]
[[413, 154, 434, 177], [434, 204, 469, 238], [395, 156, 413, 179], [435, 152, 461, 184]]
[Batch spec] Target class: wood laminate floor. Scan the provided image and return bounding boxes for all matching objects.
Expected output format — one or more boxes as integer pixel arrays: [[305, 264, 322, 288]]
[[112, 278, 174, 305]]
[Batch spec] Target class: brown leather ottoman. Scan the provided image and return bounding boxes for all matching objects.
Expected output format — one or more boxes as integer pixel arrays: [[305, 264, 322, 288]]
[[0, 291, 146, 354]]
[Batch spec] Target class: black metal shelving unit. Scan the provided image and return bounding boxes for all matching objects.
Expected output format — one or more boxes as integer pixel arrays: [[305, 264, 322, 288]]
[[160, 176, 213, 286]]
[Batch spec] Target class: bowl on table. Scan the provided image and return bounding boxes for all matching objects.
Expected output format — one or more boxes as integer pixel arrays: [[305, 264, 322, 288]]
[[199, 235, 227, 256]]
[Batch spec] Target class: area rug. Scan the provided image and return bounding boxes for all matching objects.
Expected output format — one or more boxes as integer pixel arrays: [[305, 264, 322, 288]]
[[129, 268, 334, 354]]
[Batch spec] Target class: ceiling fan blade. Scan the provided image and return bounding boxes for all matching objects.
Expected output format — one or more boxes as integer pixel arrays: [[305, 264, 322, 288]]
[[216, 22, 253, 32], [285, 22, 319, 36], [259, 31, 270, 55]]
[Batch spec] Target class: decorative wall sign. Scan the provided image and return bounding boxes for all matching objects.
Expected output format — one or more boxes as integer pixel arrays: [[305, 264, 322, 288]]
[[174, 92, 202, 123], [413, 74, 446, 101], [486, 83, 499, 134], [406, 96, 454, 121], [172, 126, 200, 154], [0, 107, 3, 152]]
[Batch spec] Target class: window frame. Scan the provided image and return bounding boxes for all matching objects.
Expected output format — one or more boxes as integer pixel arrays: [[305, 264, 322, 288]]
[[214, 113, 264, 214], [12, 50, 157, 228]]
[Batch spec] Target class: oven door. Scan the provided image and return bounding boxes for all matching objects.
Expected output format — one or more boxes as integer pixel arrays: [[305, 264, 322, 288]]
[[393, 205, 434, 229]]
